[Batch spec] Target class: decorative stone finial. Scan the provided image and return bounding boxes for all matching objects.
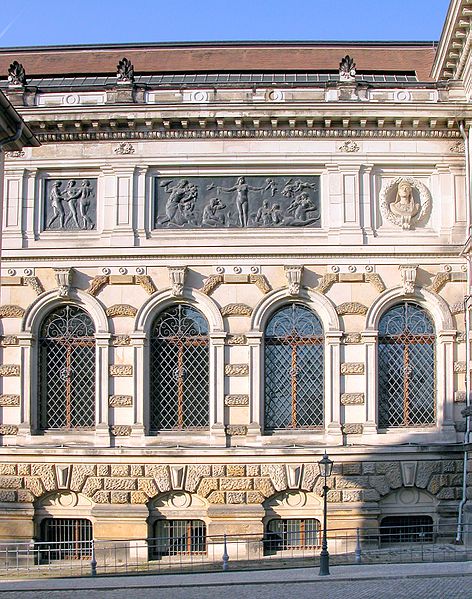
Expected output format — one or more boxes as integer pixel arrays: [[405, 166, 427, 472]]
[[7, 61, 26, 87], [116, 57, 135, 84], [339, 55, 356, 82]]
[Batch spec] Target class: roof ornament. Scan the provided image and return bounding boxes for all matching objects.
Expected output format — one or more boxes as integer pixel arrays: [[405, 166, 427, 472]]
[[116, 57, 135, 84], [7, 61, 27, 87], [339, 55, 356, 82]]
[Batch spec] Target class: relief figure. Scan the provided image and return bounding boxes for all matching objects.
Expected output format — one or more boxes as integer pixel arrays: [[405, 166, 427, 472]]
[[158, 179, 198, 226], [389, 180, 419, 230], [281, 178, 316, 198], [78, 180, 94, 229], [217, 176, 264, 227], [47, 181, 66, 228], [64, 180, 82, 228], [202, 197, 226, 227], [285, 191, 320, 226]]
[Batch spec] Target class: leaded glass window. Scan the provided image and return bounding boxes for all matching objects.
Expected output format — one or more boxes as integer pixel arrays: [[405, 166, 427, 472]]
[[150, 305, 209, 431], [39, 305, 95, 430], [378, 302, 435, 428], [264, 303, 324, 431]]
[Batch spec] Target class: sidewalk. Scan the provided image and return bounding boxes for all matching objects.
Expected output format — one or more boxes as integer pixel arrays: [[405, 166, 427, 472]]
[[0, 560, 471, 593]]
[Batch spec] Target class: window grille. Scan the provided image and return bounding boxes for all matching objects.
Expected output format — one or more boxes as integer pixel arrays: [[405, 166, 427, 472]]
[[265, 519, 321, 552], [380, 516, 434, 544], [378, 302, 435, 428], [39, 518, 92, 560], [264, 303, 324, 431], [150, 520, 206, 557], [38, 305, 95, 430], [150, 305, 209, 431]]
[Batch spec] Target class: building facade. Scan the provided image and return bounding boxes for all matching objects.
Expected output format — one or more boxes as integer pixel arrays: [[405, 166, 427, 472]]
[[0, 0, 471, 557]]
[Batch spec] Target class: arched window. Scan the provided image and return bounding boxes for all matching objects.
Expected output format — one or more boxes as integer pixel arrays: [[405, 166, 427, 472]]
[[39, 305, 95, 430], [39, 518, 93, 560], [150, 304, 209, 431], [378, 302, 435, 428], [264, 303, 324, 431]]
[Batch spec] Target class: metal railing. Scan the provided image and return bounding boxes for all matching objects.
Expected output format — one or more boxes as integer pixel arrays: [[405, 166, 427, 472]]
[[0, 522, 471, 579]]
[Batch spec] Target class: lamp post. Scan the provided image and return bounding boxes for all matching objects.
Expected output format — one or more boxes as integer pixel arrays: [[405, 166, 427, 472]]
[[318, 452, 333, 576]]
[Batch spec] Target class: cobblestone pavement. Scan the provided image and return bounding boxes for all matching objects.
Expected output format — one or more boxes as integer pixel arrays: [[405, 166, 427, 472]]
[[0, 575, 472, 599]]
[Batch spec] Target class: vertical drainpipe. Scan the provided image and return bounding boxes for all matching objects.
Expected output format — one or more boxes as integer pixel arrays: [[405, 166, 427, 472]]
[[457, 121, 472, 543]]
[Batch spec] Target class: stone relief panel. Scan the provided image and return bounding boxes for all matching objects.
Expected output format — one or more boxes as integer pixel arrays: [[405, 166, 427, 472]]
[[154, 176, 320, 229], [44, 178, 97, 231], [379, 177, 432, 230]]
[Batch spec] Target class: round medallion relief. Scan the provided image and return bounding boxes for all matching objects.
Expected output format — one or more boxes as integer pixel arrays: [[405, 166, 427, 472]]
[[170, 492, 191, 509], [57, 492, 78, 507], [399, 488, 419, 505], [285, 491, 306, 508]]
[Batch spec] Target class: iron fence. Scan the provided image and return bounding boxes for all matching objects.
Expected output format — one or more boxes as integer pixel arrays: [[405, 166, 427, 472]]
[[0, 522, 471, 579]]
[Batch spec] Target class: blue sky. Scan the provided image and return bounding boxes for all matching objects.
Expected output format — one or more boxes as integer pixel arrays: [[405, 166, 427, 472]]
[[0, 0, 450, 47]]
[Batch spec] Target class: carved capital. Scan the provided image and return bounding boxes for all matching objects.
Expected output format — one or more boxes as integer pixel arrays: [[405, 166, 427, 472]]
[[343, 333, 362, 344], [87, 275, 109, 296], [0, 336, 19, 346], [226, 334, 247, 345], [337, 302, 368, 316], [168, 267, 186, 297], [54, 267, 73, 298], [399, 264, 418, 294], [106, 304, 137, 318], [112, 335, 131, 346], [284, 265, 303, 296]]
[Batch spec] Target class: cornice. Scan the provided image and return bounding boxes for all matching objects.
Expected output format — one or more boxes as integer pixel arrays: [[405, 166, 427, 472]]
[[432, 0, 472, 80]]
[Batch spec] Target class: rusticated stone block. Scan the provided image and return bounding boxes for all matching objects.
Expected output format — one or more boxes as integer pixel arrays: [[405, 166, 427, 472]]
[[247, 465, 260, 477], [436, 487, 455, 500], [212, 465, 225, 477], [336, 476, 370, 490], [415, 462, 438, 489], [247, 491, 265, 504], [226, 491, 245, 504], [82, 477, 103, 497], [104, 477, 136, 491], [17, 489, 34, 503], [427, 474, 448, 495], [449, 473, 463, 487], [0, 465, 16, 476], [369, 475, 390, 496], [111, 465, 129, 477], [254, 477, 276, 498], [0, 490, 16, 502], [0, 476, 22, 489], [145, 465, 171, 492], [18, 464, 30, 476], [198, 478, 219, 498], [111, 491, 129, 504], [301, 463, 319, 491], [327, 490, 342, 502], [382, 463, 402, 489], [131, 465, 144, 477], [342, 490, 363, 502], [92, 491, 110, 504], [342, 463, 362, 476], [24, 477, 43, 497], [220, 478, 252, 492], [97, 465, 110, 476], [185, 465, 211, 493], [261, 464, 287, 492], [207, 491, 225, 504], [442, 461, 457, 474], [363, 489, 381, 501], [227, 465, 245, 477], [31, 464, 56, 491], [131, 491, 148, 504], [70, 464, 96, 492], [138, 478, 158, 498], [362, 462, 376, 475]]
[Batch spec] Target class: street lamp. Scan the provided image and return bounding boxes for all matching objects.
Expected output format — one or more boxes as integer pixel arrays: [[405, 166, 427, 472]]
[[318, 452, 333, 576]]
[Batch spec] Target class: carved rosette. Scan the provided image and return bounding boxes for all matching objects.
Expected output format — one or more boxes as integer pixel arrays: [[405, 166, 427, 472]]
[[168, 267, 186, 297], [225, 364, 249, 377], [24, 276, 44, 296], [336, 302, 368, 316], [0, 306, 25, 318], [109, 395, 133, 407], [0, 395, 20, 406], [221, 304, 253, 317], [284, 266, 303, 295], [379, 177, 432, 230], [339, 140, 360, 152], [0, 365, 20, 376], [450, 141, 465, 153], [341, 363, 365, 375], [106, 304, 137, 318], [136, 275, 157, 296], [317, 273, 338, 294], [86, 275, 109, 296], [224, 395, 250, 406], [200, 275, 223, 295], [109, 365, 133, 377]]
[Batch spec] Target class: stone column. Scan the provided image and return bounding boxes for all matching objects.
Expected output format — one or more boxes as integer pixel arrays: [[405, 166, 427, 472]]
[[437, 330, 457, 441], [25, 167, 37, 244], [210, 332, 226, 444], [2, 167, 26, 249], [130, 332, 146, 438], [362, 331, 378, 435], [95, 333, 111, 444], [246, 332, 263, 437], [325, 331, 343, 443], [17, 333, 33, 439]]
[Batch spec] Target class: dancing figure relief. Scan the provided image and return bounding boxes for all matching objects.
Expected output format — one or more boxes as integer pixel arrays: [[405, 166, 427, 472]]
[[46, 179, 96, 231], [155, 175, 320, 229]]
